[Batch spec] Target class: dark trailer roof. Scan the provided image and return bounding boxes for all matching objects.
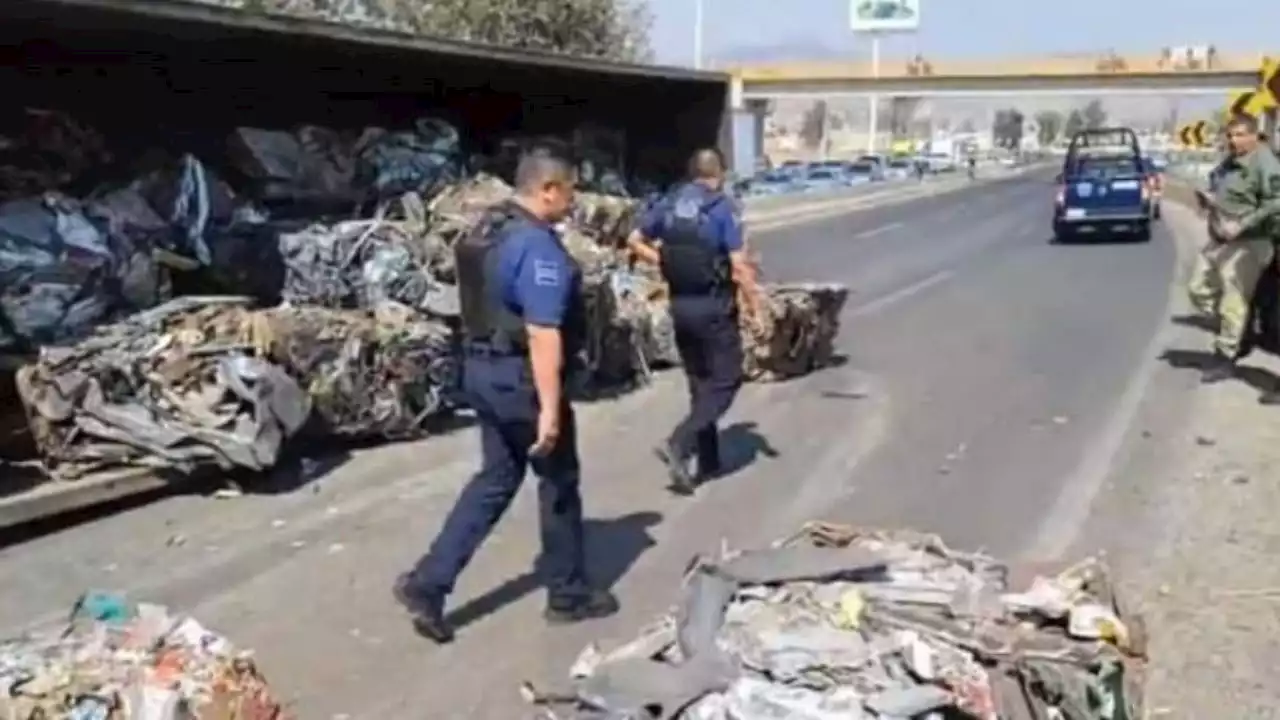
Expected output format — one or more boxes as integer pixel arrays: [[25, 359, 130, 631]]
[[0, 0, 733, 183]]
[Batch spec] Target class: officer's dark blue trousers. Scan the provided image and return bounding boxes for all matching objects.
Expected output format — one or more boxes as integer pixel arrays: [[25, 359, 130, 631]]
[[411, 351, 587, 601], [668, 295, 744, 468]]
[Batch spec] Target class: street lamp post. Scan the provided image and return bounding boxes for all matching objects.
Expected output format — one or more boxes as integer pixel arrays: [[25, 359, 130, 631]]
[[693, 0, 704, 69]]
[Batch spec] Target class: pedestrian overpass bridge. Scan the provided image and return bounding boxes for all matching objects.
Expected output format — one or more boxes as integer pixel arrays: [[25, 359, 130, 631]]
[[727, 52, 1267, 99]]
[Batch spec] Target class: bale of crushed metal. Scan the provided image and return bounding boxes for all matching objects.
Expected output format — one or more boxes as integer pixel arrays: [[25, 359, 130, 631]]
[[278, 195, 459, 318], [248, 301, 460, 440], [0, 591, 292, 719], [743, 282, 849, 381], [14, 296, 310, 480], [0, 192, 168, 354], [525, 521, 1147, 720], [421, 174, 515, 283], [354, 117, 465, 203]]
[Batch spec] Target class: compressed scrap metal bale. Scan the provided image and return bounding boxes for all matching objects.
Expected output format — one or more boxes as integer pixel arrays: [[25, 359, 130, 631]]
[[227, 125, 359, 210], [0, 192, 167, 354], [354, 117, 465, 203], [525, 521, 1146, 720], [278, 196, 459, 318], [14, 296, 310, 480], [0, 591, 291, 719], [250, 301, 459, 440], [422, 174, 517, 283], [743, 282, 850, 382]]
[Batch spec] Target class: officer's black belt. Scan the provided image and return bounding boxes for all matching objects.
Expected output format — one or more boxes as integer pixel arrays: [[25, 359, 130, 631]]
[[463, 340, 526, 358]]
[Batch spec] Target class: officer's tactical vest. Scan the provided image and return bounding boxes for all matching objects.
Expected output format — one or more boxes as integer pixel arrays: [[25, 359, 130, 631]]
[[455, 202, 532, 351], [657, 186, 732, 297], [453, 202, 587, 355]]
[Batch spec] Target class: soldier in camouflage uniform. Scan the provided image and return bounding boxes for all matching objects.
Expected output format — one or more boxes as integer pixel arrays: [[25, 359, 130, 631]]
[[1188, 114, 1280, 384]]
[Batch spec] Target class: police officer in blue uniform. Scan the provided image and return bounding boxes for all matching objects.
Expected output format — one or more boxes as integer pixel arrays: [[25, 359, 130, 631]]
[[394, 143, 618, 643], [627, 148, 764, 495]]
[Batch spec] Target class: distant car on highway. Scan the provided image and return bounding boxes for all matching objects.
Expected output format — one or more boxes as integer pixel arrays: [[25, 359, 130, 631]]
[[801, 167, 848, 192], [1053, 127, 1152, 242], [747, 170, 801, 196], [844, 160, 883, 184], [884, 158, 913, 180]]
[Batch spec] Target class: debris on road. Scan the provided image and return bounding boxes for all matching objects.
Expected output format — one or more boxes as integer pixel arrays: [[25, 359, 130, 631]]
[[745, 283, 850, 382], [527, 522, 1146, 719], [0, 591, 291, 719]]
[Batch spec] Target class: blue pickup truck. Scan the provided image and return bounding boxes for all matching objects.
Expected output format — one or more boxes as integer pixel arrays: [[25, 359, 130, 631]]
[[1052, 128, 1153, 243]]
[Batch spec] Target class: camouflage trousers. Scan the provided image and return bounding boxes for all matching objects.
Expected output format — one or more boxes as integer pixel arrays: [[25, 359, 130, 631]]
[[1187, 237, 1275, 357]]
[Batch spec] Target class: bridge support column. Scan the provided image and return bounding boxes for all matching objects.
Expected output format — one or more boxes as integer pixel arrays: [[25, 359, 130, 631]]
[[741, 98, 770, 171]]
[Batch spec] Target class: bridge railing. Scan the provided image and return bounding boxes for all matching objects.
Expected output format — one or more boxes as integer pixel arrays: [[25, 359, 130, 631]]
[[729, 52, 1266, 81]]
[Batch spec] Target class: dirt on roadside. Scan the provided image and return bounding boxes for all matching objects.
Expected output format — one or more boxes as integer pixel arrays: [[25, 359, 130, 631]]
[[1072, 198, 1280, 718]]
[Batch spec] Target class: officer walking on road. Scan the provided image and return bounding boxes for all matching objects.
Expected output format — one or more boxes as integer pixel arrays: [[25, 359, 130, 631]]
[[1189, 113, 1280, 384], [394, 143, 618, 643], [626, 148, 764, 495]]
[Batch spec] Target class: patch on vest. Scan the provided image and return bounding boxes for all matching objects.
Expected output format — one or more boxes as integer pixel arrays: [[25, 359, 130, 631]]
[[673, 197, 702, 220]]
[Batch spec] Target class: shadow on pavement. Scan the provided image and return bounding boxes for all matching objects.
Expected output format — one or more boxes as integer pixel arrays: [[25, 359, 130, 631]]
[[444, 511, 662, 631], [1159, 348, 1280, 393], [1169, 314, 1218, 334], [713, 421, 781, 482]]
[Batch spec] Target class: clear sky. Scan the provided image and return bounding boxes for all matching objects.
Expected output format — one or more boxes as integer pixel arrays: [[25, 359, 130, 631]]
[[647, 0, 1280, 66]]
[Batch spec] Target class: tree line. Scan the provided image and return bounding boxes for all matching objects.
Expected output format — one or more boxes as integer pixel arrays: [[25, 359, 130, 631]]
[[204, 0, 654, 62]]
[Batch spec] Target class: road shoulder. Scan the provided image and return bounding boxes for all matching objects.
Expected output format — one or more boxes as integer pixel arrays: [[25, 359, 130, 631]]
[[1070, 201, 1280, 716]]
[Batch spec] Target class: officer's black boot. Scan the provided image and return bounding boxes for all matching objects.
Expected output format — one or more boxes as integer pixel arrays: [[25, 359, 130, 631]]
[[393, 573, 454, 643], [695, 427, 722, 481], [544, 588, 620, 625], [656, 439, 697, 496], [1200, 352, 1236, 384]]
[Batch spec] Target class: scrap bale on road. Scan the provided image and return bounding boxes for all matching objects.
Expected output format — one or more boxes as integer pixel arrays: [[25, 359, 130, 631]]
[[527, 521, 1146, 720], [14, 296, 310, 480], [251, 301, 460, 440], [0, 591, 292, 719], [744, 282, 850, 381]]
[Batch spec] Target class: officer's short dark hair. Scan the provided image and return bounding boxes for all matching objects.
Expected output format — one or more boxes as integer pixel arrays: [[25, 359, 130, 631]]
[[515, 139, 576, 194], [687, 147, 727, 180], [1225, 113, 1259, 134]]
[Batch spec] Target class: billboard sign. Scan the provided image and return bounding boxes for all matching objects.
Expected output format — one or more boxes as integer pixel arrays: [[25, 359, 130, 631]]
[[850, 0, 920, 32]]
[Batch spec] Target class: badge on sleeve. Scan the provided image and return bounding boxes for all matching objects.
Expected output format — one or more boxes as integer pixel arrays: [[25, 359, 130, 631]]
[[1270, 175, 1280, 195], [533, 259, 561, 287]]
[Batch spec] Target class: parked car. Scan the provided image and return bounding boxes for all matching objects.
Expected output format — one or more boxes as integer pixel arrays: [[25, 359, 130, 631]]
[[747, 170, 801, 196], [801, 167, 848, 192], [845, 161, 884, 184], [884, 158, 913, 180]]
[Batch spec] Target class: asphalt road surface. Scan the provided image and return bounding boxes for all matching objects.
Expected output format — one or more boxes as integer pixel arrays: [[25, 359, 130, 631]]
[[0, 171, 1177, 718]]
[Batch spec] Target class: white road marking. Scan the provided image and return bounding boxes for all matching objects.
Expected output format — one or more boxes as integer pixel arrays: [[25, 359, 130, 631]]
[[848, 270, 956, 317], [854, 222, 904, 239], [1024, 204, 1195, 560]]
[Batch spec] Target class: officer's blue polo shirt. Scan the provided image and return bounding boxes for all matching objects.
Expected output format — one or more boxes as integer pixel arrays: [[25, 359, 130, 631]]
[[490, 219, 577, 328], [639, 183, 745, 254]]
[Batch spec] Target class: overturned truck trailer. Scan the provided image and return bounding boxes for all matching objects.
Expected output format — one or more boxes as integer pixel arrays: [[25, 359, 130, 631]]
[[0, 0, 735, 188], [0, 0, 735, 526]]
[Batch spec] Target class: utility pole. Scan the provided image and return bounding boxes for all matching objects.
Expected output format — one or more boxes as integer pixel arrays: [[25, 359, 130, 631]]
[[693, 0, 704, 69]]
